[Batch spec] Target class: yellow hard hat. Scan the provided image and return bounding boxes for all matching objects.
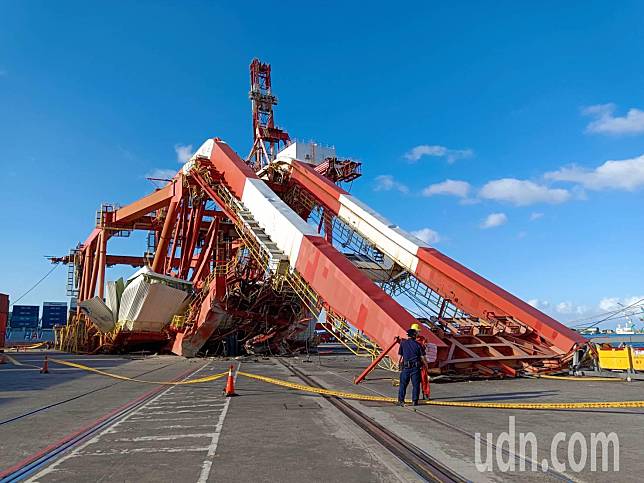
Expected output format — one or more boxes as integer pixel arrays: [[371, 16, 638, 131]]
[[410, 323, 421, 332]]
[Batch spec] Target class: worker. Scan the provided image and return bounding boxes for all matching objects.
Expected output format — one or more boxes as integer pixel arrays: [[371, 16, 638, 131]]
[[411, 322, 432, 400], [397, 325, 428, 406]]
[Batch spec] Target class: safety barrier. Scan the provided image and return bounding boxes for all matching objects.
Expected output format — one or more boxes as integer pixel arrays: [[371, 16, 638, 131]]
[[46, 358, 644, 410]]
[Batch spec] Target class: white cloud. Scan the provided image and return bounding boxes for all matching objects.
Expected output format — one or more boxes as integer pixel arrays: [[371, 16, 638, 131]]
[[411, 227, 440, 244], [599, 295, 644, 312], [527, 296, 644, 324], [422, 179, 471, 198], [480, 212, 507, 229], [583, 103, 644, 135], [599, 297, 619, 312], [174, 144, 193, 163], [556, 301, 572, 314], [545, 155, 644, 191], [373, 175, 409, 193], [479, 178, 570, 206], [529, 212, 544, 221], [527, 299, 551, 310], [556, 301, 589, 315], [404, 144, 474, 164], [529, 299, 588, 317], [146, 168, 177, 180]]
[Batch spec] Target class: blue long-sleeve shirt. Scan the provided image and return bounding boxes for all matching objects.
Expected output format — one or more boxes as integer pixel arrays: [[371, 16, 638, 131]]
[[398, 338, 423, 363]]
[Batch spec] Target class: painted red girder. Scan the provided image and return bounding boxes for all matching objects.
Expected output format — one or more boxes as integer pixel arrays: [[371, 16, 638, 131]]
[[283, 159, 585, 354], [112, 182, 177, 224]]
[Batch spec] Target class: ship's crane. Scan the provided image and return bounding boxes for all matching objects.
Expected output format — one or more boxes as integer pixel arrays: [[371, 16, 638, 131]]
[[51, 59, 586, 377]]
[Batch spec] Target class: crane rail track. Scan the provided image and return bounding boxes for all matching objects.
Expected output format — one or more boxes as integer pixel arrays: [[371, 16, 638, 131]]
[[317, 363, 576, 482], [277, 359, 466, 483]]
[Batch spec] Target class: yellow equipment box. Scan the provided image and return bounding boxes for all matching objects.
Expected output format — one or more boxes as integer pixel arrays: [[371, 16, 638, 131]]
[[596, 345, 644, 372], [633, 348, 644, 371]]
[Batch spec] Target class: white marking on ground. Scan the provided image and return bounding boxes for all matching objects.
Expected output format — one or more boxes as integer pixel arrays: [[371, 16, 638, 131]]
[[27, 362, 211, 482], [73, 446, 211, 456], [134, 408, 224, 416], [197, 363, 239, 483], [126, 416, 218, 422], [5, 355, 23, 366], [152, 396, 222, 403], [112, 433, 215, 442], [145, 403, 222, 410], [106, 423, 214, 432]]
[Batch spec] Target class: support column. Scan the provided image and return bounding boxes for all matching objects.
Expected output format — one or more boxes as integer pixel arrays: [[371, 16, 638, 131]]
[[88, 241, 100, 299], [80, 250, 91, 303], [166, 200, 184, 273], [152, 199, 179, 273], [193, 217, 219, 287], [180, 201, 204, 279], [97, 230, 107, 299]]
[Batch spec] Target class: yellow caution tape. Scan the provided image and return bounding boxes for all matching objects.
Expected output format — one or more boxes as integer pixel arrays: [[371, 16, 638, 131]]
[[50, 358, 228, 385], [237, 371, 644, 410], [46, 359, 644, 409], [535, 374, 623, 382], [238, 371, 399, 401], [16, 342, 47, 350]]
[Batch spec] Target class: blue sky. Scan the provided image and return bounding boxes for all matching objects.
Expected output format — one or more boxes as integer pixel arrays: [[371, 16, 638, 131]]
[[1, 1, 643, 327]]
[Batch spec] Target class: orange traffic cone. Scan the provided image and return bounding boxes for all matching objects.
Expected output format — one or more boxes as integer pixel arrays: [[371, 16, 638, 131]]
[[223, 364, 237, 397], [40, 355, 50, 374]]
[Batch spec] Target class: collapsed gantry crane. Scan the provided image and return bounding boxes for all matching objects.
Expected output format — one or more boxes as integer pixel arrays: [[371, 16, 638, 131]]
[[52, 59, 586, 378]]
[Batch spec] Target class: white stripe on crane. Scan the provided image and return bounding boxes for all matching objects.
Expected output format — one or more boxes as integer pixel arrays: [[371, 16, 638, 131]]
[[337, 194, 425, 273], [241, 178, 320, 267]]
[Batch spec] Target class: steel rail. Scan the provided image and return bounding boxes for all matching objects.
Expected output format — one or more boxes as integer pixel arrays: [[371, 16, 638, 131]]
[[318, 363, 576, 482], [277, 359, 465, 483]]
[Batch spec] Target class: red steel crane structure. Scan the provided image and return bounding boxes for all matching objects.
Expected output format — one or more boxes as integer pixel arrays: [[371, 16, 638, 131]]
[[247, 58, 290, 170], [52, 59, 586, 377]]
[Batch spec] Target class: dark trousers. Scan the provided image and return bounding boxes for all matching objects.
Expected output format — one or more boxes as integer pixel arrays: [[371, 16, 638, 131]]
[[398, 366, 421, 403]]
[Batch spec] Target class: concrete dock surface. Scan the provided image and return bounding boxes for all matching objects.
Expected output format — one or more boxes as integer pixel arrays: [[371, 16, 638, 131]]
[[0, 351, 641, 482]]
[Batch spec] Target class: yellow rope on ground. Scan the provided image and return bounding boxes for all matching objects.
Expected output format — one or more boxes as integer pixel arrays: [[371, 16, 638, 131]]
[[535, 374, 623, 382], [45, 359, 644, 409], [237, 371, 644, 410], [15, 342, 47, 350], [49, 358, 227, 385]]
